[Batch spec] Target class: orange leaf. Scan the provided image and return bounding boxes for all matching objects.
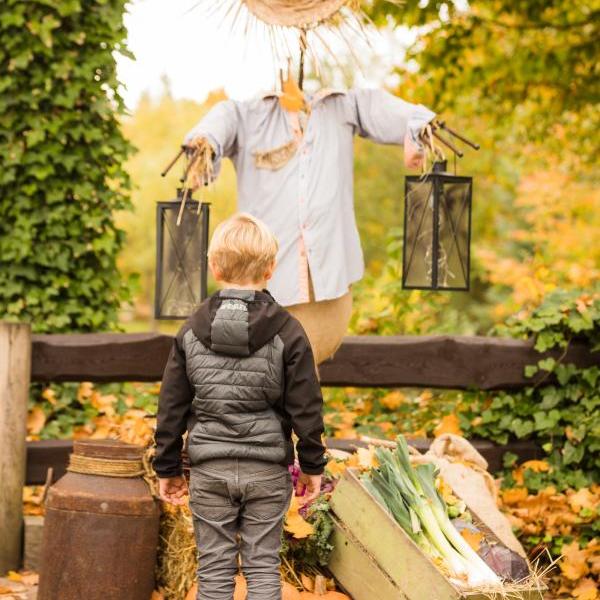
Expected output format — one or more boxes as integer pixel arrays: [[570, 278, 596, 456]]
[[501, 487, 529, 505], [41, 387, 56, 405], [568, 488, 597, 513], [356, 446, 378, 470], [326, 459, 347, 478], [572, 578, 598, 600], [280, 75, 306, 112], [27, 407, 46, 435], [284, 496, 314, 539], [460, 529, 484, 552], [520, 460, 551, 473], [560, 542, 590, 581], [433, 414, 462, 437], [380, 391, 405, 411], [77, 381, 94, 401]]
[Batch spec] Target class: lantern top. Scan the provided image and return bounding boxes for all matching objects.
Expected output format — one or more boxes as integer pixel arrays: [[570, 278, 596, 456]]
[[432, 160, 448, 173]]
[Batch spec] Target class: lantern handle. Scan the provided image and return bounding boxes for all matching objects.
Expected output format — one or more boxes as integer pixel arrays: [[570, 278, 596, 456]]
[[431, 129, 464, 158], [160, 146, 186, 177], [435, 120, 480, 151]]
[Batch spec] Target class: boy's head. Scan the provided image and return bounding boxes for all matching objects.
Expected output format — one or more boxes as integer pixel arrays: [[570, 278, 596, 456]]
[[208, 213, 278, 286]]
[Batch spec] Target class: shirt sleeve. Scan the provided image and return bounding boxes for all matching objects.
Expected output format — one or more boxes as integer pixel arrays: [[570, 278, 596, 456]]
[[153, 327, 194, 478], [183, 99, 240, 180], [280, 319, 327, 475], [347, 88, 436, 148]]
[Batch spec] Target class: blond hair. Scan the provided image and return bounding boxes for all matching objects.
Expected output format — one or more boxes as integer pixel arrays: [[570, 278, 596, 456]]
[[208, 213, 278, 284]]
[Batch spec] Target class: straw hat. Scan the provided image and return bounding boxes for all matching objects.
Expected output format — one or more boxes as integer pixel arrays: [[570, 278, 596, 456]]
[[243, 0, 349, 27]]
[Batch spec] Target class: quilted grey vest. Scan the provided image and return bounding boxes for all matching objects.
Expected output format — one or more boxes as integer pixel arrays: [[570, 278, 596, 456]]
[[182, 291, 287, 465]]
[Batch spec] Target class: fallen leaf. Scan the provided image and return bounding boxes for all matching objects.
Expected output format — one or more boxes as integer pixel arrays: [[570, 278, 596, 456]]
[[77, 381, 94, 401], [26, 407, 46, 435], [460, 529, 484, 552], [325, 459, 347, 478], [418, 391, 433, 407], [512, 459, 551, 485], [380, 391, 405, 411], [560, 542, 590, 580], [568, 488, 597, 513], [433, 414, 462, 437], [284, 496, 314, 539], [501, 487, 529, 505], [520, 460, 551, 473], [6, 573, 21, 583], [41, 387, 56, 405], [356, 446, 378, 470], [572, 577, 598, 600]]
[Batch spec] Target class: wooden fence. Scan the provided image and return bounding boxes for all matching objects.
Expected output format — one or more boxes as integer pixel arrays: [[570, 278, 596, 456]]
[[1, 321, 598, 570]]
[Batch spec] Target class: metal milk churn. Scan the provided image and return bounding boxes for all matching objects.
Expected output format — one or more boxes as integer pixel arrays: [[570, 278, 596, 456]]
[[38, 439, 160, 600]]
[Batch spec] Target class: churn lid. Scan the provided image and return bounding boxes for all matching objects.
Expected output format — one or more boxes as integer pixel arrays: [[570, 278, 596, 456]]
[[45, 439, 158, 517], [73, 439, 145, 461]]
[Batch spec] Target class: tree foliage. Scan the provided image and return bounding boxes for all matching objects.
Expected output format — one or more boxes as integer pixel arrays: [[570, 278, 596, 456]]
[[367, 0, 600, 163], [0, 0, 133, 332]]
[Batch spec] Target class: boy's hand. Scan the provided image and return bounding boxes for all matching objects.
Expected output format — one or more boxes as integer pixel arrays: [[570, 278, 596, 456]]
[[296, 472, 322, 505], [158, 475, 189, 506]]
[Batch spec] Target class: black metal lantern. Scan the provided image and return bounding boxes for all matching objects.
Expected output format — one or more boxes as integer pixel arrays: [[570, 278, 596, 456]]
[[403, 160, 472, 291], [154, 189, 210, 319]]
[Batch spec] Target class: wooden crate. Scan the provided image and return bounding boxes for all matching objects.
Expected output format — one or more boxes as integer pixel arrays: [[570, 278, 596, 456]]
[[329, 517, 407, 600], [330, 468, 545, 600]]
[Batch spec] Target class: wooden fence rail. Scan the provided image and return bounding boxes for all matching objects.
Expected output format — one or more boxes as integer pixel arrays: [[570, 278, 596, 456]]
[[31, 332, 598, 390]]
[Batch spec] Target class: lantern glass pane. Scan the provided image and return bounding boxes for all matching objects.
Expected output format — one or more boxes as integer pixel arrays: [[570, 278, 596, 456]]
[[157, 202, 205, 318], [404, 179, 435, 288], [437, 180, 471, 289]]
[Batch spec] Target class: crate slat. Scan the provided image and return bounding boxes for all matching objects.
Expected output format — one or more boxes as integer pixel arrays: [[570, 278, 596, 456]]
[[329, 518, 407, 600]]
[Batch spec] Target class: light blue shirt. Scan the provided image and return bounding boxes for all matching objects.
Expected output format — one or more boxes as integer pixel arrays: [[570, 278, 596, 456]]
[[185, 89, 435, 307]]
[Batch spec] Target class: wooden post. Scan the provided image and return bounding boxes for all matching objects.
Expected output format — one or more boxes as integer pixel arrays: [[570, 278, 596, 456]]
[[0, 322, 31, 574]]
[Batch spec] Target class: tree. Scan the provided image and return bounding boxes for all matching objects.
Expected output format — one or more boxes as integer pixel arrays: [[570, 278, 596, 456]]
[[367, 1, 600, 164], [0, 0, 133, 332]]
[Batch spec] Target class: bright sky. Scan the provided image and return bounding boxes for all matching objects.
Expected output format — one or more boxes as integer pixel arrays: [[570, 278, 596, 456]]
[[116, 0, 416, 110]]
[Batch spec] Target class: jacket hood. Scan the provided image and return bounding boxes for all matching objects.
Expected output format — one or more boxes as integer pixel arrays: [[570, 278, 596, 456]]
[[188, 289, 291, 357]]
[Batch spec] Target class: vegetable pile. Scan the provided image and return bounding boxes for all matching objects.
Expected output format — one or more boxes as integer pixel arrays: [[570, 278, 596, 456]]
[[363, 435, 518, 590]]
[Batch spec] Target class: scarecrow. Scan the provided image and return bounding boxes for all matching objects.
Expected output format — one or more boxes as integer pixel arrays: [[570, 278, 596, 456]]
[[180, 0, 447, 364]]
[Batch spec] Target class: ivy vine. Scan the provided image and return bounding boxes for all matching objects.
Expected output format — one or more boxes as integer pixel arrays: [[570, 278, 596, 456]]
[[0, 0, 134, 332], [461, 289, 600, 485]]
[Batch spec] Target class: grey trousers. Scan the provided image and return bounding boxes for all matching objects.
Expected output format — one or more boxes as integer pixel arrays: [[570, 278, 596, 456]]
[[189, 457, 293, 600]]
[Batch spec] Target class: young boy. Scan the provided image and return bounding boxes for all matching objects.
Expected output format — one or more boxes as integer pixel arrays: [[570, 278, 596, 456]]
[[153, 213, 327, 600]]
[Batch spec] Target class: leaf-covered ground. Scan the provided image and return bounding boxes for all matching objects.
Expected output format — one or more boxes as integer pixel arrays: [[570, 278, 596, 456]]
[[24, 381, 599, 599]]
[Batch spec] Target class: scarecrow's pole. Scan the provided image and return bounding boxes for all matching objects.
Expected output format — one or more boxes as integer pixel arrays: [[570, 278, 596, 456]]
[[0, 322, 32, 573]]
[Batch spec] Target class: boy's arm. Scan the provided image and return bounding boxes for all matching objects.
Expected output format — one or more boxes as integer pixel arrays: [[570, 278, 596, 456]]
[[153, 329, 194, 478], [281, 319, 327, 476]]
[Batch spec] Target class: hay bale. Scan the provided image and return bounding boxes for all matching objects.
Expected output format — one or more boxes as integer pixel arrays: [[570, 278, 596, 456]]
[[155, 503, 197, 600]]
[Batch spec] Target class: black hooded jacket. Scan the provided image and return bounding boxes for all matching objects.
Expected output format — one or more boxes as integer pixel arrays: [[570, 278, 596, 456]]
[[153, 289, 327, 478]]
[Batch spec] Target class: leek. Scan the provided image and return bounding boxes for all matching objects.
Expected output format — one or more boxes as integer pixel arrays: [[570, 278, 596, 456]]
[[365, 436, 502, 589]]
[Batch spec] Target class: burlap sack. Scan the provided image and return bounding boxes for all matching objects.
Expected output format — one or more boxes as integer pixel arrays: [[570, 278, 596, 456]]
[[411, 434, 527, 557]]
